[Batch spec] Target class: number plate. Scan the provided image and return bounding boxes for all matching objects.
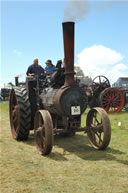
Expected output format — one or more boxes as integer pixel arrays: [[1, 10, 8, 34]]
[[71, 106, 81, 115]]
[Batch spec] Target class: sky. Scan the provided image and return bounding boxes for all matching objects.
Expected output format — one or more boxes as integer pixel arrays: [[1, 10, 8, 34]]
[[1, 0, 128, 87]]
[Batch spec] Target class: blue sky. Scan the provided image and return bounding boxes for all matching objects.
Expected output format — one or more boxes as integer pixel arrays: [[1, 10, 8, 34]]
[[1, 0, 128, 86]]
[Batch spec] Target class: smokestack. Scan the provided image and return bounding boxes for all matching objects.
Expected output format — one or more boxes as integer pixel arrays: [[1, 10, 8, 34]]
[[62, 22, 75, 87]]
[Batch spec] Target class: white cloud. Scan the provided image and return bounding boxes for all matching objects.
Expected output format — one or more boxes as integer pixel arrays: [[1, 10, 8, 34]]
[[115, 63, 128, 70], [13, 49, 23, 57], [76, 45, 128, 84]]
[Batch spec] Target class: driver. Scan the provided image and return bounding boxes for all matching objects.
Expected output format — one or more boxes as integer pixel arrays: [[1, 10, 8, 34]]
[[26, 58, 44, 77]]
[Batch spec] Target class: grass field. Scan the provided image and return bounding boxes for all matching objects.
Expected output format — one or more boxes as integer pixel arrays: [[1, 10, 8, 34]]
[[0, 102, 128, 193]]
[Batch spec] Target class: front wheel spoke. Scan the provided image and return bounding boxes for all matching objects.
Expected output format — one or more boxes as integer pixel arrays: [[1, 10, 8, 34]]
[[41, 128, 45, 142], [90, 124, 103, 133], [37, 138, 44, 148], [36, 130, 44, 146], [96, 132, 103, 143], [42, 136, 45, 147], [97, 125, 103, 132], [93, 113, 97, 125], [95, 117, 100, 124]]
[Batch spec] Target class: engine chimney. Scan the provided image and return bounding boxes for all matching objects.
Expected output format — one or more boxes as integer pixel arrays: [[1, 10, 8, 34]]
[[15, 76, 19, 86], [62, 22, 75, 87]]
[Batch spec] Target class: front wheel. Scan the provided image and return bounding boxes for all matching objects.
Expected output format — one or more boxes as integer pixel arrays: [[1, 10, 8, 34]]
[[34, 110, 54, 155], [86, 107, 111, 150]]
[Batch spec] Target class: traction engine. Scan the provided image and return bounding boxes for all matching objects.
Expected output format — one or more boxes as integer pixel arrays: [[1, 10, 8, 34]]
[[9, 22, 111, 155]]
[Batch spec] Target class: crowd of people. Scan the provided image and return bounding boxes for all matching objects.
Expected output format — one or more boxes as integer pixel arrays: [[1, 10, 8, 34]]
[[26, 58, 57, 77]]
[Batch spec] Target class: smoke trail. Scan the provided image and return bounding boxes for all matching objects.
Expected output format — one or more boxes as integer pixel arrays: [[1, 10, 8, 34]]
[[64, 0, 89, 22], [92, 1, 116, 12], [63, 0, 118, 22]]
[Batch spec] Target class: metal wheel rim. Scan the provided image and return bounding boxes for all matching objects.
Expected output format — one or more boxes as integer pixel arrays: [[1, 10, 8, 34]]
[[86, 107, 111, 150], [34, 110, 53, 155], [35, 112, 45, 154]]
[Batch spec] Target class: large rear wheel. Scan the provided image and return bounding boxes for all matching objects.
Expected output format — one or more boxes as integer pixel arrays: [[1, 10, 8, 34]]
[[9, 87, 31, 140]]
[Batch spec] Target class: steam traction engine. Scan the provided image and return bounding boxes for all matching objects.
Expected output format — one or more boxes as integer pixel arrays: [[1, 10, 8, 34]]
[[88, 75, 125, 113], [9, 22, 111, 155]]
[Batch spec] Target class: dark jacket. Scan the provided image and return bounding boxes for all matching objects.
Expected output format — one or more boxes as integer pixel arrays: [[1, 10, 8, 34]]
[[26, 64, 44, 77]]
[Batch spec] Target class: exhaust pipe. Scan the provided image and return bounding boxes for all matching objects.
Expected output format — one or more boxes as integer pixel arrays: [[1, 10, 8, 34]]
[[62, 22, 76, 87], [15, 76, 19, 86]]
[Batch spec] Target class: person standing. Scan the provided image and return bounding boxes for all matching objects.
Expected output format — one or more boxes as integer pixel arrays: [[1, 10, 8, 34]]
[[26, 58, 44, 77]]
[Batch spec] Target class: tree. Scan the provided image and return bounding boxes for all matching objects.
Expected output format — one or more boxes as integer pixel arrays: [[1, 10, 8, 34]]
[[8, 82, 14, 87], [74, 66, 84, 76]]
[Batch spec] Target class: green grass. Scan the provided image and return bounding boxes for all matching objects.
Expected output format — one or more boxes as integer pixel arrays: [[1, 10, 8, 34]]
[[0, 102, 128, 193]]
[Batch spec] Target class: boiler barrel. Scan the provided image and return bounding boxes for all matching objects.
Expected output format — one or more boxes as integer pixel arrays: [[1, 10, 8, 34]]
[[41, 87, 87, 117]]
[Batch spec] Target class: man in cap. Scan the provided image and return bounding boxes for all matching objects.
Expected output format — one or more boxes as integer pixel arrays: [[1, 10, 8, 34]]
[[26, 58, 44, 77], [45, 60, 55, 75]]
